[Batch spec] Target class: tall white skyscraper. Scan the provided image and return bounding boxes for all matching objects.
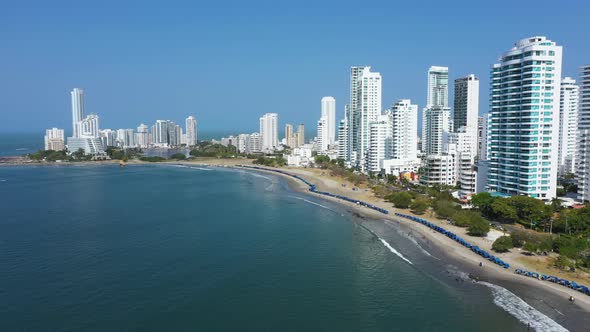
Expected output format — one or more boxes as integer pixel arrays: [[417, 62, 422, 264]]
[[576, 66, 590, 201], [153, 120, 170, 147], [488, 36, 562, 200], [367, 114, 392, 173], [71, 88, 84, 138], [321, 96, 336, 145], [349, 66, 382, 170], [185, 116, 198, 146], [136, 123, 149, 148], [316, 117, 328, 152], [259, 113, 278, 151], [390, 99, 418, 160], [422, 66, 450, 155], [44, 128, 65, 151], [558, 77, 579, 175], [454, 74, 480, 133]]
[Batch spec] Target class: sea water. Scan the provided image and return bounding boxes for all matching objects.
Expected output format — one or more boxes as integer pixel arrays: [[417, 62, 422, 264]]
[[0, 164, 562, 331]]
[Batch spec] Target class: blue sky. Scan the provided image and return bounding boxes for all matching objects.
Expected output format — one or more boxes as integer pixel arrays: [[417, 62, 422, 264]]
[[0, 0, 588, 135]]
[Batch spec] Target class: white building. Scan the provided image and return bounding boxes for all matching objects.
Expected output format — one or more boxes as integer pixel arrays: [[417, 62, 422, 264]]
[[478, 115, 489, 160], [296, 124, 305, 147], [248, 132, 262, 153], [78, 114, 100, 138], [44, 128, 65, 151], [153, 120, 168, 146], [316, 116, 329, 152], [348, 66, 382, 170], [421, 154, 456, 186], [558, 77, 579, 175], [99, 129, 116, 148], [185, 116, 198, 146], [488, 36, 562, 200], [287, 146, 314, 167], [136, 123, 149, 148], [259, 113, 278, 152], [454, 75, 480, 133], [380, 99, 421, 176], [321, 96, 336, 145], [71, 88, 84, 138], [337, 116, 348, 161], [422, 66, 450, 156], [67, 137, 105, 155], [367, 114, 392, 173], [577, 65, 590, 201]]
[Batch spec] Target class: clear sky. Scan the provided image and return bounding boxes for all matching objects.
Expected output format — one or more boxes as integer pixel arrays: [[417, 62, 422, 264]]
[[1, 0, 588, 135]]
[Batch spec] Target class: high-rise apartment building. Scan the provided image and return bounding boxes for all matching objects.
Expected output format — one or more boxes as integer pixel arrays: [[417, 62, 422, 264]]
[[348, 66, 382, 170], [259, 113, 278, 151], [297, 124, 305, 147], [390, 99, 418, 160], [422, 66, 450, 155], [185, 116, 198, 146], [317, 117, 328, 152], [136, 124, 149, 148], [488, 36, 562, 200], [558, 77, 579, 175], [576, 66, 590, 201], [44, 128, 65, 151], [321, 96, 336, 145], [78, 114, 100, 138]]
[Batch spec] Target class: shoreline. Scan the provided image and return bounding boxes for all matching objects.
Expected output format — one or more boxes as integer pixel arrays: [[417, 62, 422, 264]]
[[235, 165, 590, 331]]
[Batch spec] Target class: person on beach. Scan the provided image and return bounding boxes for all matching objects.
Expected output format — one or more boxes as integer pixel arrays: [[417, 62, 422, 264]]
[[569, 296, 575, 303]]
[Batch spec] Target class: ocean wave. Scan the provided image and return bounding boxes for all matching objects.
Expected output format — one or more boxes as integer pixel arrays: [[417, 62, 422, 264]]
[[189, 166, 213, 171], [386, 220, 439, 260], [480, 282, 568, 332], [379, 238, 413, 265], [247, 172, 272, 180], [290, 196, 337, 213]]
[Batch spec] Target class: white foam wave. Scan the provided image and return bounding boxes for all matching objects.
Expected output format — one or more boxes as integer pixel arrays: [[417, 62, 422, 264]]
[[189, 166, 213, 171], [291, 196, 335, 212], [379, 238, 413, 265], [480, 282, 568, 332], [247, 172, 272, 180], [387, 221, 439, 260]]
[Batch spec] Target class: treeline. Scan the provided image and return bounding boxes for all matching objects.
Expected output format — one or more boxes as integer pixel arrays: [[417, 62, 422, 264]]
[[189, 142, 237, 158], [252, 156, 286, 167]]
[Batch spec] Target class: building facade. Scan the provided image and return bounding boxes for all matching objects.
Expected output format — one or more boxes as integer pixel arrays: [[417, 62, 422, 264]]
[[44, 128, 65, 151], [71, 88, 84, 138], [558, 77, 579, 175], [577, 66, 590, 201], [259, 113, 278, 152], [185, 116, 198, 146], [488, 36, 562, 200], [321, 96, 336, 145]]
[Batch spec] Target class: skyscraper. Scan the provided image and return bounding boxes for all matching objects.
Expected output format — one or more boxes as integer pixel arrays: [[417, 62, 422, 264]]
[[71, 88, 84, 138], [185, 116, 198, 146], [317, 117, 328, 152], [349, 66, 382, 170], [136, 123, 149, 148], [576, 66, 590, 201], [488, 36, 562, 200], [259, 113, 278, 151], [422, 66, 450, 155], [558, 77, 579, 175], [321, 96, 336, 145], [285, 123, 294, 147], [297, 123, 305, 147], [454, 74, 480, 133], [367, 114, 392, 173], [390, 99, 418, 160]]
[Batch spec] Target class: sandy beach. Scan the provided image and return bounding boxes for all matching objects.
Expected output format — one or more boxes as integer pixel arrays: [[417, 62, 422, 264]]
[[235, 165, 590, 331]]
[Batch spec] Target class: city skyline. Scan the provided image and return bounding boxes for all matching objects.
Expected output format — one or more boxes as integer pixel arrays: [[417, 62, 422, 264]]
[[1, 1, 589, 133]]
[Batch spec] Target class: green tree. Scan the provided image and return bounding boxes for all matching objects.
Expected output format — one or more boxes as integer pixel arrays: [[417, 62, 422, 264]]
[[453, 210, 483, 227], [388, 192, 412, 209], [471, 192, 495, 217], [410, 196, 430, 214], [434, 200, 457, 219], [467, 218, 490, 237], [492, 236, 514, 252], [491, 199, 518, 223], [169, 153, 186, 160]]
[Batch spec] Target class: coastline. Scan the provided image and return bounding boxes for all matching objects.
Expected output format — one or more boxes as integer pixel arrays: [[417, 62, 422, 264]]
[[234, 165, 590, 331]]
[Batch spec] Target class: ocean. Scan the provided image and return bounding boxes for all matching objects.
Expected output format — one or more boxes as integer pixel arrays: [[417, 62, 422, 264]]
[[0, 164, 567, 331]]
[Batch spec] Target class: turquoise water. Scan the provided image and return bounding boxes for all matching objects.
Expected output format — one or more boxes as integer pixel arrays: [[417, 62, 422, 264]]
[[0, 165, 528, 331]]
